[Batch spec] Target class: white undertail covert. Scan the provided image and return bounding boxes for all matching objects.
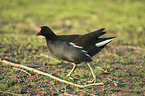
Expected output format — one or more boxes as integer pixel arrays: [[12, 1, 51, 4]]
[[95, 38, 115, 47]]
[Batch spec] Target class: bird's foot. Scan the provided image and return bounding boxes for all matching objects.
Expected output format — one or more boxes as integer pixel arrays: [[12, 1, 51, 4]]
[[68, 77, 74, 80], [87, 79, 97, 83], [96, 66, 110, 73], [66, 72, 75, 80], [103, 69, 110, 74], [66, 73, 71, 77]]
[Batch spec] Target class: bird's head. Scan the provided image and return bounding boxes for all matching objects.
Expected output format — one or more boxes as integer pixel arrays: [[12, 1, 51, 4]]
[[35, 26, 56, 38]]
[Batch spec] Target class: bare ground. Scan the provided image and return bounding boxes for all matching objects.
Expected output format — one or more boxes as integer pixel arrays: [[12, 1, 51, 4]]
[[0, 42, 144, 95]]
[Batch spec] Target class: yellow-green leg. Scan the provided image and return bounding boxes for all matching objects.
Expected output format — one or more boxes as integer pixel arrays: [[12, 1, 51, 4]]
[[67, 63, 77, 77], [87, 63, 97, 83]]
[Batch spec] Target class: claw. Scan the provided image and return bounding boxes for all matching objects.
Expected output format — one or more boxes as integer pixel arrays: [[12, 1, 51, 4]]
[[87, 79, 97, 83], [68, 77, 74, 80]]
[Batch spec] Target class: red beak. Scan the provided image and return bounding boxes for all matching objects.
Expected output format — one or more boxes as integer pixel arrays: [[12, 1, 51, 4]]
[[35, 28, 41, 36]]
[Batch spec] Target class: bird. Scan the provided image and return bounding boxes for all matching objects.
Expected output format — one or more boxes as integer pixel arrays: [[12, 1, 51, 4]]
[[35, 26, 115, 82]]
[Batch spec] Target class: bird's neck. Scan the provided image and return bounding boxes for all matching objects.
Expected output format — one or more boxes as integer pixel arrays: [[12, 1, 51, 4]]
[[45, 32, 57, 41]]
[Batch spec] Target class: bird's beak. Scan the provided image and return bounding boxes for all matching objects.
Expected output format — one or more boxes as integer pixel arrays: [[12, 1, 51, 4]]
[[34, 28, 41, 37], [34, 35, 38, 37], [34, 33, 40, 37]]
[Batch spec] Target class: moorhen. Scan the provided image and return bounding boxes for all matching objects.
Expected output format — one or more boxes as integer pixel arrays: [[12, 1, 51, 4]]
[[35, 26, 115, 82]]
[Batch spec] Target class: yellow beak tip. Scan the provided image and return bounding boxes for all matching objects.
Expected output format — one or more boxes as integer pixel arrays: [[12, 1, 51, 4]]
[[34, 35, 38, 37]]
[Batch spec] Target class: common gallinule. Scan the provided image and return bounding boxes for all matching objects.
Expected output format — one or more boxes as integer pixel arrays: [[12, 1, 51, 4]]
[[35, 26, 115, 82]]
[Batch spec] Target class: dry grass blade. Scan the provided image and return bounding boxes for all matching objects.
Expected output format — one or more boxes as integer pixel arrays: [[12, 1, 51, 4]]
[[107, 77, 118, 87], [1, 59, 104, 88], [0, 90, 21, 96], [13, 67, 31, 76]]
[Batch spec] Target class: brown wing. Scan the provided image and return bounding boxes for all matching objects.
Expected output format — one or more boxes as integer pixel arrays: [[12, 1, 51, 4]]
[[72, 28, 106, 47], [71, 28, 115, 57]]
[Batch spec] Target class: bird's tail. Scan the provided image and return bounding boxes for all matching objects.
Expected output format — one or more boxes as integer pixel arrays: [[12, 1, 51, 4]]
[[95, 37, 116, 47]]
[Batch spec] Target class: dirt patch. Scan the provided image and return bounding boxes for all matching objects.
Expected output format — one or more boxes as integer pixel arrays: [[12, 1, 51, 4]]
[[0, 43, 144, 95]]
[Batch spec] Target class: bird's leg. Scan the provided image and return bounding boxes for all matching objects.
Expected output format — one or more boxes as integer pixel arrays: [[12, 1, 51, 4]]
[[92, 61, 108, 73], [87, 63, 97, 83], [67, 63, 77, 77]]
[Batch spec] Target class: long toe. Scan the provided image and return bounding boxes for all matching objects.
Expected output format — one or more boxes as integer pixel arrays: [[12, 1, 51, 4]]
[[67, 72, 72, 77], [68, 77, 74, 80], [87, 79, 97, 83]]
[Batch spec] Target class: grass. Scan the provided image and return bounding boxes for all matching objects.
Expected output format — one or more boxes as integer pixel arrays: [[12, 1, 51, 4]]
[[0, 0, 145, 95]]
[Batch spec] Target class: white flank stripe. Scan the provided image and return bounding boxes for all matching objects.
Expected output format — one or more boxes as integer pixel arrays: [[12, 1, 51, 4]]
[[70, 42, 93, 60], [82, 50, 93, 60], [69, 42, 83, 49], [81, 50, 88, 53], [85, 54, 93, 60], [95, 38, 114, 47]]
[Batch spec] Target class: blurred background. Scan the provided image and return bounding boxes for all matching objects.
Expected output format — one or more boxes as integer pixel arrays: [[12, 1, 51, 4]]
[[0, 0, 144, 47], [0, 0, 145, 95]]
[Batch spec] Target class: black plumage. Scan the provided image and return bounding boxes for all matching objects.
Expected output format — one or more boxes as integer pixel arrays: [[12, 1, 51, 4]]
[[35, 26, 115, 82]]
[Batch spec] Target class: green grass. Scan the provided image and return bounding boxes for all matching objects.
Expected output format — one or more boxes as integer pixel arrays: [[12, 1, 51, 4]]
[[0, 0, 145, 95], [1, 0, 145, 47]]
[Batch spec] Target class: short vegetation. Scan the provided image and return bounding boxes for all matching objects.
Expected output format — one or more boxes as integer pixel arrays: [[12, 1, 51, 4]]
[[0, 0, 145, 95]]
